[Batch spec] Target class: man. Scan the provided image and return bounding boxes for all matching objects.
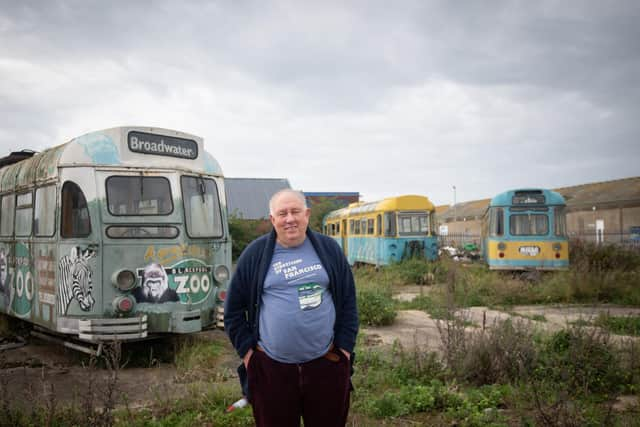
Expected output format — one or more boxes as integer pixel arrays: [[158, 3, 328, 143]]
[[224, 189, 358, 427]]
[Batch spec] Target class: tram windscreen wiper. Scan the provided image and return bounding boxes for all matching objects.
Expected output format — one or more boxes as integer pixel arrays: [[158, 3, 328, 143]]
[[199, 177, 206, 203]]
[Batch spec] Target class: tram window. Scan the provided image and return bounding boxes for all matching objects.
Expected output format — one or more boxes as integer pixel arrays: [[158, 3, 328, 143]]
[[354, 220, 360, 235], [361, 219, 368, 234], [107, 225, 179, 239], [377, 215, 382, 235], [61, 182, 91, 238], [349, 220, 355, 234], [554, 206, 567, 236], [0, 195, 15, 236], [106, 176, 172, 216], [384, 212, 396, 237], [420, 215, 429, 233], [181, 176, 223, 238], [510, 214, 548, 236], [490, 208, 504, 237], [398, 213, 428, 235], [336, 223, 340, 234], [15, 192, 33, 237], [367, 218, 374, 235], [35, 185, 56, 237]]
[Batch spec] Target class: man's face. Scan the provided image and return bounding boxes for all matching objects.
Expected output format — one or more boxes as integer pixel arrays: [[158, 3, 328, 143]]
[[270, 193, 310, 247]]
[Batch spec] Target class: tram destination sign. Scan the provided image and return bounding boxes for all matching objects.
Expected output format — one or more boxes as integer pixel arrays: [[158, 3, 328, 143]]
[[128, 131, 198, 159]]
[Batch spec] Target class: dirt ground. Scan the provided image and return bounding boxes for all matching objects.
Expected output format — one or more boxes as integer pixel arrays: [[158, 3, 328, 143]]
[[1, 291, 640, 411], [361, 285, 640, 353], [0, 329, 240, 411]]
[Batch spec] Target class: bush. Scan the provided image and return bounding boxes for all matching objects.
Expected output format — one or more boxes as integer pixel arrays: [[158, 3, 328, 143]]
[[357, 288, 396, 326], [570, 240, 640, 272], [385, 259, 439, 285], [537, 326, 624, 396], [461, 319, 537, 386], [228, 214, 270, 260]]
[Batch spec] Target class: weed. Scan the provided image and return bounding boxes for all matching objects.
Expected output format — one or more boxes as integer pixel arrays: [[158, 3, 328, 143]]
[[357, 287, 397, 326], [461, 319, 537, 386], [537, 325, 623, 397], [594, 313, 640, 336]]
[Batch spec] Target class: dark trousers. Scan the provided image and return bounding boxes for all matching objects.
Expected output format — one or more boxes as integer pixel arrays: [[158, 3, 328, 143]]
[[247, 347, 351, 427]]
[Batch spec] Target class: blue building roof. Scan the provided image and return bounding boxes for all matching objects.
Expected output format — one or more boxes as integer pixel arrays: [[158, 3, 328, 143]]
[[225, 177, 291, 219], [303, 192, 360, 197]]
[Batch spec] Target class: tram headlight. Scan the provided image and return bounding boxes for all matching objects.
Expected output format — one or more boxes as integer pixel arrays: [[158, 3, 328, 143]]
[[552, 243, 562, 251], [497, 242, 507, 251], [113, 295, 135, 314], [112, 269, 137, 291], [214, 265, 230, 283]]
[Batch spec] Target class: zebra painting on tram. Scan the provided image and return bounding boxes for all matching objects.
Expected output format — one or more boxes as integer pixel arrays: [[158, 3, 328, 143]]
[[57, 246, 96, 315]]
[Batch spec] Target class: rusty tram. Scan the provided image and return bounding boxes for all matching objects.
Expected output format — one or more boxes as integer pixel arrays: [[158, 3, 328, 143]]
[[0, 127, 231, 351]]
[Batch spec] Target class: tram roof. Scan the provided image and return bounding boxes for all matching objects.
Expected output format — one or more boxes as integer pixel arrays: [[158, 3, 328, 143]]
[[489, 188, 566, 207], [0, 126, 223, 191], [325, 194, 434, 219]]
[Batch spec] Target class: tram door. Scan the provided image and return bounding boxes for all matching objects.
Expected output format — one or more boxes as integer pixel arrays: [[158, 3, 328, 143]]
[[57, 168, 101, 319], [342, 219, 348, 257]]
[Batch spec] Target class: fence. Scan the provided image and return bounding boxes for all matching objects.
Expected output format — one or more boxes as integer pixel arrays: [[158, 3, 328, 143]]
[[438, 233, 481, 248]]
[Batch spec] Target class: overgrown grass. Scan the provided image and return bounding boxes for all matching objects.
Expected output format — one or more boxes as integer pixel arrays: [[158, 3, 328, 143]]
[[593, 313, 640, 336], [361, 243, 640, 309]]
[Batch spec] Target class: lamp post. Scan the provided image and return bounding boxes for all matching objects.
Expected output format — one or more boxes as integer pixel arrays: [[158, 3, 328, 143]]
[[453, 185, 457, 221], [592, 206, 597, 244]]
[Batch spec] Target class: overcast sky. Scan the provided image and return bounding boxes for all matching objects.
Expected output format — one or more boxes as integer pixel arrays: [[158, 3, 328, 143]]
[[1, 1, 639, 206]]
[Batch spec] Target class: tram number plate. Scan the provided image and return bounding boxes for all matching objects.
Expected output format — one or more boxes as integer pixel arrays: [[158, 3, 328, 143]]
[[519, 246, 540, 256]]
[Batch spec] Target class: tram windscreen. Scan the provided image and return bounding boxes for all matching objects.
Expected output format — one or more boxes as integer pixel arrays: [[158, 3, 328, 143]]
[[106, 176, 173, 216], [181, 176, 223, 238], [509, 214, 549, 236], [398, 212, 429, 236]]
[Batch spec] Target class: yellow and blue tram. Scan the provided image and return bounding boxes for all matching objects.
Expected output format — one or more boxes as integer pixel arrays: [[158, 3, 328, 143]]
[[481, 188, 569, 270], [0, 126, 231, 345], [322, 195, 438, 266]]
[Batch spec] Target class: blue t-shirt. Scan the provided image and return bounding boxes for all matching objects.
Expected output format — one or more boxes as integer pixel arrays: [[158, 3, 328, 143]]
[[258, 238, 335, 363]]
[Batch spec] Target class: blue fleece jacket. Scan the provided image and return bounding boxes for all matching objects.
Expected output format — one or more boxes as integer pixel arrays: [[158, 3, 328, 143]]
[[224, 228, 359, 359]]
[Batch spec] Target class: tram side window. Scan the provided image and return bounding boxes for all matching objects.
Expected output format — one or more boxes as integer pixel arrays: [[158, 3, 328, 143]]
[[554, 206, 567, 237], [384, 212, 396, 237], [0, 195, 15, 236], [15, 192, 33, 237], [35, 185, 56, 237], [377, 215, 382, 235], [367, 218, 374, 235], [490, 208, 504, 237], [181, 176, 223, 238], [61, 182, 91, 238]]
